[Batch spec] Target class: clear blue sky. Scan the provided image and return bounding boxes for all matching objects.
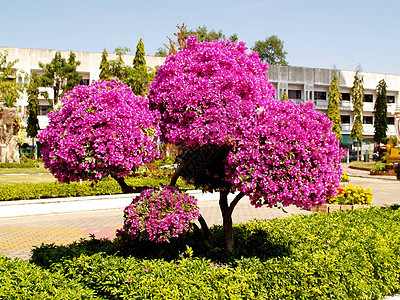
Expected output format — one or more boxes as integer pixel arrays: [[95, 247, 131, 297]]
[[1, 0, 399, 74]]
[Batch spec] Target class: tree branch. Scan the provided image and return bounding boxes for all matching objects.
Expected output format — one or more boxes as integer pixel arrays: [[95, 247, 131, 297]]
[[227, 192, 245, 216]]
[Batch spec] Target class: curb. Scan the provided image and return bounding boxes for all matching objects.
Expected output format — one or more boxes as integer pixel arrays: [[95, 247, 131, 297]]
[[0, 190, 219, 218]]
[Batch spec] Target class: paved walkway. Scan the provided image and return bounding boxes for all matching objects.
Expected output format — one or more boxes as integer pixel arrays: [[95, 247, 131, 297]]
[[0, 164, 399, 261]]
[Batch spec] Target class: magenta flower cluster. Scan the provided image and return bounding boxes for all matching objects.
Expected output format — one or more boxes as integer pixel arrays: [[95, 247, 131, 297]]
[[149, 36, 343, 208], [117, 185, 200, 243], [225, 101, 344, 209], [38, 80, 161, 183], [148, 36, 276, 147]]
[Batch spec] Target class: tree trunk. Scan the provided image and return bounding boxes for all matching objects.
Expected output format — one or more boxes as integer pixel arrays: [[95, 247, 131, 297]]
[[219, 190, 245, 254], [219, 190, 234, 253], [112, 175, 134, 194]]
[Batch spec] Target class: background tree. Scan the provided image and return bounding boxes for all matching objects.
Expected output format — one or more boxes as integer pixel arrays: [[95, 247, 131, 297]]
[[251, 35, 288, 66], [38, 81, 161, 193], [374, 79, 388, 145], [39, 51, 81, 107], [154, 47, 168, 57], [0, 51, 25, 108], [108, 47, 130, 80], [124, 39, 155, 96], [63, 52, 82, 94], [99, 49, 111, 81], [327, 72, 342, 140], [350, 70, 364, 161], [158, 24, 238, 56], [187, 25, 238, 43], [26, 73, 40, 157], [149, 37, 343, 253]]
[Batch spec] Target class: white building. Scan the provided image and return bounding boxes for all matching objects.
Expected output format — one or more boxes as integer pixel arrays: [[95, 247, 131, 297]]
[[1, 47, 399, 160]]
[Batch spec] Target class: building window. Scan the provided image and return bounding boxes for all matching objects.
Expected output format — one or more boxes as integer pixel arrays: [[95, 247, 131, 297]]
[[314, 91, 326, 100], [364, 94, 373, 102], [341, 115, 350, 124], [288, 90, 301, 99], [341, 92, 350, 101], [39, 105, 51, 116], [387, 95, 395, 103], [387, 117, 395, 125], [80, 79, 90, 86], [363, 116, 373, 124]]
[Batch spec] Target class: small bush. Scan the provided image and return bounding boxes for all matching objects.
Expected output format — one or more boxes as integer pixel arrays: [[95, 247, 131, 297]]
[[341, 172, 349, 182], [117, 186, 200, 242], [326, 185, 373, 205], [371, 162, 387, 173]]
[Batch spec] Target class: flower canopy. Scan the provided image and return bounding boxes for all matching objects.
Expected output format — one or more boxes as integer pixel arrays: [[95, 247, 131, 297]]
[[38, 80, 161, 183], [149, 36, 343, 208]]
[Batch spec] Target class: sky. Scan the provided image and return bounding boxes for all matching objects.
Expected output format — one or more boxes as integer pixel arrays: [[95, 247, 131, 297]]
[[1, 0, 400, 74]]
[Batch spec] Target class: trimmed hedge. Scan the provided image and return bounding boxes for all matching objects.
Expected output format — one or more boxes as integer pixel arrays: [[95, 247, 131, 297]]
[[0, 255, 101, 299], [25, 207, 400, 299], [0, 177, 191, 201]]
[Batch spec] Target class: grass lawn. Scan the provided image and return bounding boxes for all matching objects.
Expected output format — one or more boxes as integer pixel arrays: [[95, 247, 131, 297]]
[[349, 161, 376, 170], [0, 174, 56, 185], [0, 167, 50, 174]]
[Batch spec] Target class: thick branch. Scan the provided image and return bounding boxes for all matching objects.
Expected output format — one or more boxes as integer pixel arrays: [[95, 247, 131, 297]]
[[227, 192, 245, 216], [112, 175, 134, 194], [169, 158, 190, 186], [198, 214, 210, 241]]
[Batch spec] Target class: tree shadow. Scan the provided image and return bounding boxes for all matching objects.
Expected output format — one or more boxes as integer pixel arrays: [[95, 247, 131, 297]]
[[30, 225, 291, 268]]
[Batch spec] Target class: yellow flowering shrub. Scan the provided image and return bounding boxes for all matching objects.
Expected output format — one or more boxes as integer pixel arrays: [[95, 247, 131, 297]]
[[327, 185, 373, 205], [341, 172, 350, 182]]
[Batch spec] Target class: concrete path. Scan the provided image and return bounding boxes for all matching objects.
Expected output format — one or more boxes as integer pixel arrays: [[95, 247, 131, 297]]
[[0, 165, 399, 261]]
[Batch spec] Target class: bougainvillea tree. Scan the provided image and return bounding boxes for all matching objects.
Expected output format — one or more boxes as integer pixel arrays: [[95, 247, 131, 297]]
[[149, 36, 343, 253], [38, 80, 161, 193]]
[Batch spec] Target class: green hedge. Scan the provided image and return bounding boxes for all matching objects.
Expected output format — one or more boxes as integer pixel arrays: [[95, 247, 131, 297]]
[[0, 255, 100, 299], [0, 162, 38, 168], [25, 207, 400, 299], [0, 177, 190, 201]]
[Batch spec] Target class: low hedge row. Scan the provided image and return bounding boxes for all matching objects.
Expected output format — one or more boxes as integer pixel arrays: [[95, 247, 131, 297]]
[[0, 162, 38, 168], [0, 255, 100, 299], [0, 177, 190, 201], [23, 207, 400, 299]]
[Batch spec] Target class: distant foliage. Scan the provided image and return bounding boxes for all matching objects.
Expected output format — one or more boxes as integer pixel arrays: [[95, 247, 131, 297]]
[[327, 71, 342, 140], [374, 79, 388, 144], [350, 71, 364, 142], [252, 35, 288, 66], [0, 51, 25, 108], [38, 80, 161, 183], [26, 72, 40, 138]]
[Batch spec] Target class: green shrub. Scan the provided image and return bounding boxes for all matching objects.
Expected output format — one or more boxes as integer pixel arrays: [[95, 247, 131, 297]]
[[28, 207, 400, 299], [326, 184, 373, 205], [371, 162, 387, 172], [31, 236, 118, 269], [0, 255, 100, 299]]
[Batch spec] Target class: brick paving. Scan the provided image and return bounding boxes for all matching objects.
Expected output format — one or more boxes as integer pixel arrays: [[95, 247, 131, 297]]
[[0, 165, 399, 261]]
